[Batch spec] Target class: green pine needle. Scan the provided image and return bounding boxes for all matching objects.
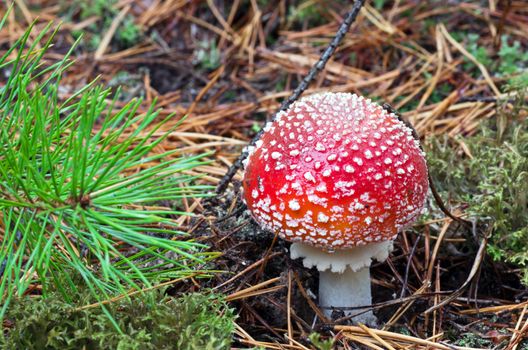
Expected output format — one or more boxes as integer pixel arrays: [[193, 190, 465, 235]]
[[0, 20, 217, 317]]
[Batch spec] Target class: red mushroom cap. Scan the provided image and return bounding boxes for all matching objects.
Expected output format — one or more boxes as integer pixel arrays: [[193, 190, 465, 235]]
[[242, 93, 428, 249]]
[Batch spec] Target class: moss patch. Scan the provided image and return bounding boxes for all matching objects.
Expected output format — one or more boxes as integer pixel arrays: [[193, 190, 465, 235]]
[[1, 290, 235, 350], [427, 89, 528, 284]]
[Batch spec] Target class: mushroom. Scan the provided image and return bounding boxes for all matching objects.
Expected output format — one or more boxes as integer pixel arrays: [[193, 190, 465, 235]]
[[242, 92, 428, 324]]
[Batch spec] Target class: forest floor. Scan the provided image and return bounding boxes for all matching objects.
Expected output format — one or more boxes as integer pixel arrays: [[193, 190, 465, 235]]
[[1, 1, 528, 349]]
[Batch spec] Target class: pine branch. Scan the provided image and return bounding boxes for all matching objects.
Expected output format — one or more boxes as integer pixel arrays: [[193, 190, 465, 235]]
[[0, 21, 217, 318]]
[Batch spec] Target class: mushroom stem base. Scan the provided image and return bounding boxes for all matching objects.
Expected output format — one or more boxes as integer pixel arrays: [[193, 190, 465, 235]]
[[319, 266, 376, 324], [290, 241, 393, 324]]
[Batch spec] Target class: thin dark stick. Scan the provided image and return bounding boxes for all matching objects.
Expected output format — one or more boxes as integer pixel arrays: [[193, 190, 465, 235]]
[[216, 0, 366, 195], [400, 235, 421, 298], [428, 172, 471, 226], [424, 229, 490, 314], [240, 302, 283, 339], [458, 96, 510, 103]]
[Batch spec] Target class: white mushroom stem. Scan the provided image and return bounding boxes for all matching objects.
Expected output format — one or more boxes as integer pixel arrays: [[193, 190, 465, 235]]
[[319, 266, 373, 322], [290, 240, 393, 324]]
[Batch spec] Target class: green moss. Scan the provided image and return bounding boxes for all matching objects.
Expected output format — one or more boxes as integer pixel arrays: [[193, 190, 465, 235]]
[[287, 2, 327, 27], [428, 83, 451, 104], [195, 40, 221, 70], [61, 0, 141, 51], [117, 16, 141, 47], [452, 332, 495, 348], [453, 33, 528, 82], [308, 333, 334, 350], [427, 88, 528, 283], [393, 95, 419, 113], [465, 33, 493, 69], [498, 36, 528, 77], [373, 0, 387, 10], [1, 290, 235, 350]]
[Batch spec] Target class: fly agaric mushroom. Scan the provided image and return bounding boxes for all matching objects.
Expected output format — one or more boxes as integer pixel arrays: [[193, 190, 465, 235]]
[[242, 92, 428, 324]]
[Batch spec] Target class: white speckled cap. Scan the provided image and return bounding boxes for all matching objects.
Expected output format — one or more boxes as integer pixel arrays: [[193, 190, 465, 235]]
[[243, 92, 428, 249]]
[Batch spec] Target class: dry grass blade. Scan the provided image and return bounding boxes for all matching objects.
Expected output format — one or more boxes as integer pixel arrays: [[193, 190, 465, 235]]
[[94, 5, 131, 59], [225, 277, 283, 301], [507, 304, 528, 350], [336, 325, 487, 350], [460, 301, 528, 315], [75, 273, 207, 311], [342, 333, 385, 350], [214, 252, 282, 290], [358, 323, 397, 350], [416, 25, 445, 110], [438, 23, 501, 96], [226, 285, 285, 301], [424, 230, 490, 314], [384, 284, 430, 329], [287, 270, 293, 346]]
